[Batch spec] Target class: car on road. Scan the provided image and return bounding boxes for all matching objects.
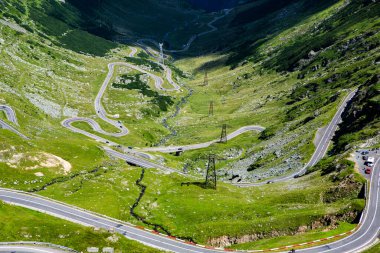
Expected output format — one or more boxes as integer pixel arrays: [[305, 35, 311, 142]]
[[365, 168, 372, 174], [362, 156, 368, 160], [365, 161, 374, 167], [266, 181, 274, 184], [361, 151, 369, 155], [368, 157, 375, 163]]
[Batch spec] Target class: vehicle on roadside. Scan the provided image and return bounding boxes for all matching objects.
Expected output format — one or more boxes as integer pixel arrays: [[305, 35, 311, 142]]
[[365, 161, 374, 167], [362, 151, 369, 155], [362, 156, 368, 160], [267, 181, 274, 184], [365, 168, 372, 174], [368, 157, 375, 163]]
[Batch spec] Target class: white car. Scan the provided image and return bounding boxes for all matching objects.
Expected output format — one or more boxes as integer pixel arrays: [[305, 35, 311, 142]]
[[368, 157, 375, 163]]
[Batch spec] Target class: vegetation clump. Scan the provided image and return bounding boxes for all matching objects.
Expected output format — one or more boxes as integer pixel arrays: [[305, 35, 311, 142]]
[[112, 74, 174, 112]]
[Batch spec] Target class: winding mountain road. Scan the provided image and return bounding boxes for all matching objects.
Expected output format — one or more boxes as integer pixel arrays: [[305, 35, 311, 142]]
[[0, 155, 379, 253], [0, 104, 29, 139], [138, 9, 232, 54], [61, 61, 179, 141], [2, 8, 375, 252], [233, 89, 358, 187], [142, 125, 265, 153]]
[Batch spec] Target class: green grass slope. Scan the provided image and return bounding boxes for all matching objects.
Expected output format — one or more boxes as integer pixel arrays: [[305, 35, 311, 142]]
[[0, 201, 162, 253], [0, 0, 378, 250]]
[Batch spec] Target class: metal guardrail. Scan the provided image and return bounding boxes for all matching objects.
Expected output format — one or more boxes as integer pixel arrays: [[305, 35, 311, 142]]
[[0, 242, 78, 252]]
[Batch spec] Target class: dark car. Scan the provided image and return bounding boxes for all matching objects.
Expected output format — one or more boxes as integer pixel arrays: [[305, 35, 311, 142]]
[[362, 156, 368, 161], [361, 151, 369, 155]]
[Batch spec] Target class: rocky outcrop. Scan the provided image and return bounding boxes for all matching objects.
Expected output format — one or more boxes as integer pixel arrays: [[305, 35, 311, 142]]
[[323, 174, 363, 203], [207, 212, 359, 247]]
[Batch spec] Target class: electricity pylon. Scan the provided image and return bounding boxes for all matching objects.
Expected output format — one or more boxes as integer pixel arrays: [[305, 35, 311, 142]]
[[220, 124, 227, 143], [205, 154, 217, 189], [203, 71, 208, 86], [209, 101, 214, 116], [159, 43, 164, 65]]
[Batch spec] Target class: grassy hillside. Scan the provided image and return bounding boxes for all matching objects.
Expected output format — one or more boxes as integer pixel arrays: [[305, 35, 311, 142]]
[[0, 0, 378, 250], [0, 201, 162, 253]]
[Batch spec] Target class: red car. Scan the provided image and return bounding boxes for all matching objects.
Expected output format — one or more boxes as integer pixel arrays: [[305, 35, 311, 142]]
[[365, 168, 372, 174]]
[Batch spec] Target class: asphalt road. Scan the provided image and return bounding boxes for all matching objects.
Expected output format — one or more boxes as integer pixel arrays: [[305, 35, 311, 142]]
[[0, 246, 67, 253], [0, 244, 74, 253], [61, 58, 264, 172], [0, 105, 18, 124], [138, 9, 232, 54], [0, 156, 379, 253], [233, 89, 357, 187], [0, 104, 29, 140], [142, 125, 265, 153], [297, 156, 380, 253], [129, 47, 138, 57]]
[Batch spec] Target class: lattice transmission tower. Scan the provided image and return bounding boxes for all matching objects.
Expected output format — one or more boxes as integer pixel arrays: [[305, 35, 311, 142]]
[[203, 71, 208, 86], [220, 124, 227, 143], [159, 43, 164, 65], [209, 101, 214, 116], [205, 154, 217, 189]]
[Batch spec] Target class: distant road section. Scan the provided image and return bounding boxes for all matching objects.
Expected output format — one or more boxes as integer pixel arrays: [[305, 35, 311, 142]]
[[234, 89, 358, 187], [142, 125, 264, 153], [138, 9, 232, 53]]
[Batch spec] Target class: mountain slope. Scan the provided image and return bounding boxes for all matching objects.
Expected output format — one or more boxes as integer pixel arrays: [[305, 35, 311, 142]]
[[0, 0, 379, 251]]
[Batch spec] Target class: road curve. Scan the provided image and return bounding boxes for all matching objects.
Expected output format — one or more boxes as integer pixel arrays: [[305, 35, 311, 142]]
[[0, 105, 18, 124], [142, 125, 265, 153], [0, 104, 29, 140], [297, 157, 380, 253], [138, 9, 232, 54], [61, 58, 264, 173], [129, 47, 138, 57], [0, 156, 379, 253], [234, 89, 357, 187], [62, 61, 178, 140]]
